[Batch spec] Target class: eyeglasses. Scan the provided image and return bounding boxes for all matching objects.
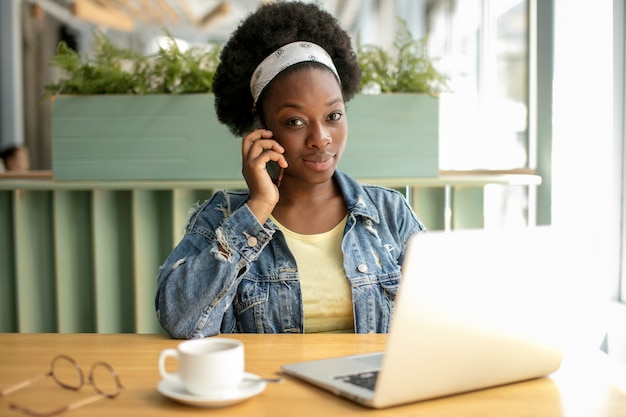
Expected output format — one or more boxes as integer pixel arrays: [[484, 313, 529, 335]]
[[0, 355, 123, 417]]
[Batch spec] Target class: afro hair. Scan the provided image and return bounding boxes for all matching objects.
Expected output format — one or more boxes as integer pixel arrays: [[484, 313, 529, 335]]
[[212, 1, 361, 137]]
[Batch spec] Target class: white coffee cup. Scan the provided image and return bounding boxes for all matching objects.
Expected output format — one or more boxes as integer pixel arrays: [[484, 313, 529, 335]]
[[158, 338, 244, 396]]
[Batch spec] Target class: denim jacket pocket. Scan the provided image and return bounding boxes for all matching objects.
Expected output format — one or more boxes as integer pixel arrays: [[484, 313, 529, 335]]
[[234, 278, 269, 315], [233, 273, 303, 333], [379, 276, 400, 302]]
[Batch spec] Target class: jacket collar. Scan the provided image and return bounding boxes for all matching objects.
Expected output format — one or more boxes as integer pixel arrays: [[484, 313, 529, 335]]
[[333, 170, 381, 224]]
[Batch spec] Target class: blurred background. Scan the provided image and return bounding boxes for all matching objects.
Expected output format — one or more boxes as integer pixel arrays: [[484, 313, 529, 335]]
[[2, 0, 530, 174]]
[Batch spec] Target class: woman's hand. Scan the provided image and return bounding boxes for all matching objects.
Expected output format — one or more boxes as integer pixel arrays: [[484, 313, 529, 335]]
[[241, 129, 288, 224]]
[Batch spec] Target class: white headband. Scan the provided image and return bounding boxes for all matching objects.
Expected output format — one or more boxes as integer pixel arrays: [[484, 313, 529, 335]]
[[250, 41, 340, 104]]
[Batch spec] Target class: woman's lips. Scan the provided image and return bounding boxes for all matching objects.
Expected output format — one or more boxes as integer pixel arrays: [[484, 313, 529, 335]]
[[302, 154, 335, 171]]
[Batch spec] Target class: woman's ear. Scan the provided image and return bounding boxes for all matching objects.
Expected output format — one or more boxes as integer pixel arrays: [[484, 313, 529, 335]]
[[252, 106, 266, 129]]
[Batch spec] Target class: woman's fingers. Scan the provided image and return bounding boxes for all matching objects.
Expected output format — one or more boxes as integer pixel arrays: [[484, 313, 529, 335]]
[[242, 129, 275, 159], [240, 129, 288, 222], [241, 128, 287, 188], [242, 129, 287, 174]]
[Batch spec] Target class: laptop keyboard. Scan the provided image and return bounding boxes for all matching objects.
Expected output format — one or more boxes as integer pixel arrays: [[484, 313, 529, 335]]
[[335, 371, 379, 391]]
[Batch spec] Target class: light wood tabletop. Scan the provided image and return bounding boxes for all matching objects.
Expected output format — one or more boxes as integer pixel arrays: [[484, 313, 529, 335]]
[[0, 333, 624, 416]]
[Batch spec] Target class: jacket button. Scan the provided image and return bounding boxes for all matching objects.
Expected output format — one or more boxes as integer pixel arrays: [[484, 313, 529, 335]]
[[357, 263, 368, 273], [247, 236, 258, 247]]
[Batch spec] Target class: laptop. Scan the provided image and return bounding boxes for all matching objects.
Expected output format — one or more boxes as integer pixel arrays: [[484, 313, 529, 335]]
[[281, 227, 581, 409]]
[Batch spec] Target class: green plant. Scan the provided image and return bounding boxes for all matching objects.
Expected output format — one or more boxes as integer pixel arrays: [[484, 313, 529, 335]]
[[357, 19, 448, 95], [45, 20, 445, 97], [44, 31, 221, 97]]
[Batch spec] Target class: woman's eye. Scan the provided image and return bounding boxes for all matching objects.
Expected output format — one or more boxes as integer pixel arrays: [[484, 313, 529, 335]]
[[286, 118, 304, 127], [329, 111, 343, 121]]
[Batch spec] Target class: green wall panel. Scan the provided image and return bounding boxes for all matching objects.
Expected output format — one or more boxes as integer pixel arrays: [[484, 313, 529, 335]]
[[54, 190, 95, 333], [14, 191, 56, 332], [0, 191, 17, 332], [453, 187, 485, 230], [0, 175, 538, 334], [412, 187, 446, 231], [92, 190, 135, 333], [132, 190, 172, 334]]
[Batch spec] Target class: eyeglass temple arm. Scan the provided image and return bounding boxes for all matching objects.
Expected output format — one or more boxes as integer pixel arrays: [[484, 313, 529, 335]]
[[0, 372, 50, 397], [10, 393, 106, 417]]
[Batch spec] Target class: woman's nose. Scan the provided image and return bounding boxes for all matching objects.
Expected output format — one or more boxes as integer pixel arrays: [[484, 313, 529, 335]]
[[306, 123, 332, 148]]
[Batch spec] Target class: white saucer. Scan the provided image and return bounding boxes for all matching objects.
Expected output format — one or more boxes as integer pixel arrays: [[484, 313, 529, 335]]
[[157, 373, 267, 408]]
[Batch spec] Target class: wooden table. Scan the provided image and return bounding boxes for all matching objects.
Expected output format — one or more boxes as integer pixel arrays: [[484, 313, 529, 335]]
[[0, 334, 625, 416]]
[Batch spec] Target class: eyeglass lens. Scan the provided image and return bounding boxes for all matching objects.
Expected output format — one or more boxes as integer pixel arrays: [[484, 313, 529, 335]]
[[3, 355, 123, 417], [50, 355, 84, 391], [0, 355, 82, 397], [88, 362, 123, 398]]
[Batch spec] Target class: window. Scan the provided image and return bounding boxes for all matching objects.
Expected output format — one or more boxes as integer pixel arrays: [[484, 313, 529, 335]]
[[421, 0, 533, 228], [618, 0, 626, 303], [427, 0, 530, 171]]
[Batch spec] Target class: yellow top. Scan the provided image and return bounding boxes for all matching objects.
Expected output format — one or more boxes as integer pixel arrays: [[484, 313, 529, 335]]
[[270, 215, 354, 333]]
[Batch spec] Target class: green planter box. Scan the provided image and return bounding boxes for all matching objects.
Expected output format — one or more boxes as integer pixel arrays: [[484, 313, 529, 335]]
[[344, 94, 438, 178], [51, 95, 239, 181], [51, 94, 438, 181]]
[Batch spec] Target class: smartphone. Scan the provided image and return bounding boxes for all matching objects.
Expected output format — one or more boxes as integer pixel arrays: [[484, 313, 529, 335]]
[[267, 160, 284, 187], [257, 118, 284, 187]]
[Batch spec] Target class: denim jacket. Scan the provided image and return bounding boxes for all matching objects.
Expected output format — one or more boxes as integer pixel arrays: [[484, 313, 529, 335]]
[[156, 170, 426, 338]]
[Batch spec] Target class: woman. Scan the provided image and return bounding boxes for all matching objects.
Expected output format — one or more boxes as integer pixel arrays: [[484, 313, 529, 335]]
[[155, 1, 426, 338]]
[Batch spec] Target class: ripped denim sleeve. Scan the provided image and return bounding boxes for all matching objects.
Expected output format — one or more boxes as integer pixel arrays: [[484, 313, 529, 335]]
[[210, 202, 274, 263], [182, 193, 274, 264], [155, 195, 274, 338]]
